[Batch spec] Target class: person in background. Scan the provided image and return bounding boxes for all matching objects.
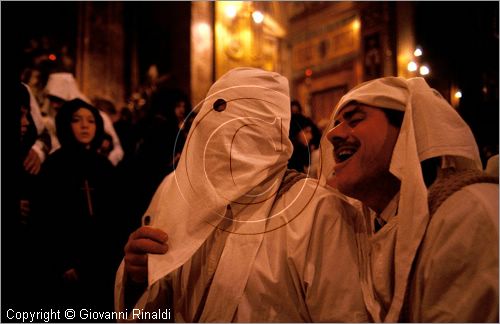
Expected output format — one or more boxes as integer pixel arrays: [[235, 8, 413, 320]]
[[3, 84, 42, 313], [288, 100, 322, 176], [288, 113, 317, 174], [22, 83, 52, 175], [98, 133, 114, 159], [130, 88, 193, 219], [34, 99, 123, 315], [290, 99, 303, 116], [113, 107, 136, 165], [43, 72, 124, 166]]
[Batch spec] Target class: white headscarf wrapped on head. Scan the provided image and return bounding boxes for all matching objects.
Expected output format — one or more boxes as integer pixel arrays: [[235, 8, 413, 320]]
[[144, 67, 293, 287], [320, 76, 482, 322]]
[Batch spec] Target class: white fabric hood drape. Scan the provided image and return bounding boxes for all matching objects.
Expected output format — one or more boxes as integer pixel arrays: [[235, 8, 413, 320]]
[[319, 76, 482, 322], [45, 72, 91, 102], [145, 67, 293, 287]]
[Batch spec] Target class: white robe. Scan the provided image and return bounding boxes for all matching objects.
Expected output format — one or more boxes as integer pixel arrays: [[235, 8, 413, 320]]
[[355, 183, 498, 322], [115, 179, 369, 322]]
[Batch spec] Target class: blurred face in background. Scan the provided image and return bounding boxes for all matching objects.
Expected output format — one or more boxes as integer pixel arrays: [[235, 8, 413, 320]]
[[296, 126, 313, 147], [71, 107, 96, 147], [48, 95, 66, 114], [291, 103, 301, 115], [175, 101, 186, 120], [21, 106, 30, 139]]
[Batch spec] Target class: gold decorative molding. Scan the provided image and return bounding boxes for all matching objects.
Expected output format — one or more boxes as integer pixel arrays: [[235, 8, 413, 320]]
[[215, 1, 285, 79], [291, 16, 360, 71]]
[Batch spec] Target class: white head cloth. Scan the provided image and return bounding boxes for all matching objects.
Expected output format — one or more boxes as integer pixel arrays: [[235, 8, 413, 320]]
[[320, 76, 482, 322], [145, 67, 293, 287], [45, 72, 90, 103]]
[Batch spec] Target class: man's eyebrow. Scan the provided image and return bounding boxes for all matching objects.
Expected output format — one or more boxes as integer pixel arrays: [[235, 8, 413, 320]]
[[333, 105, 364, 126], [343, 106, 364, 120]]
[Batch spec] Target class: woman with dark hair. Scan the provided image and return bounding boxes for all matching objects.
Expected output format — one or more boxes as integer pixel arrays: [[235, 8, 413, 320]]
[[55, 98, 105, 151], [34, 99, 121, 314]]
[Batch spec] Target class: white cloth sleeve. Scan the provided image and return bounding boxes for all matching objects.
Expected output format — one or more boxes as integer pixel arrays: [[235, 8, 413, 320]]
[[409, 183, 498, 322]]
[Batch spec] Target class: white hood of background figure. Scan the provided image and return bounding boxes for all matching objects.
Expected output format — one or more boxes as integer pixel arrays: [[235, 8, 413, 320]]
[[45, 72, 90, 102]]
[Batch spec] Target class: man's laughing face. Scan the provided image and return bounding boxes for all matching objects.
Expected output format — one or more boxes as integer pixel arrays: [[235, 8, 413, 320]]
[[326, 102, 400, 201]]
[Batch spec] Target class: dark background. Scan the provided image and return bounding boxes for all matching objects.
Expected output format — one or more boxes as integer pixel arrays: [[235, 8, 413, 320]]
[[414, 2, 499, 161], [2, 1, 499, 172]]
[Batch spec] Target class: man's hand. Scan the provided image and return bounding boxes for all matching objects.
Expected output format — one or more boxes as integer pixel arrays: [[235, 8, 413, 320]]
[[23, 149, 42, 175], [124, 226, 169, 284]]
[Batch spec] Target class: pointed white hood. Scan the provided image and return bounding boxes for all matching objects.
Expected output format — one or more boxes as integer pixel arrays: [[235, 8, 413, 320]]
[[145, 67, 293, 286]]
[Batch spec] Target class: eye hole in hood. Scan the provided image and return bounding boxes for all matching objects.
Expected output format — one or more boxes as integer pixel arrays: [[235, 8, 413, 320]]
[[213, 98, 227, 112]]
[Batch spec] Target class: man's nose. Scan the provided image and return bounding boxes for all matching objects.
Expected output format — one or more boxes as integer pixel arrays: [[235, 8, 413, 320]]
[[326, 122, 349, 146]]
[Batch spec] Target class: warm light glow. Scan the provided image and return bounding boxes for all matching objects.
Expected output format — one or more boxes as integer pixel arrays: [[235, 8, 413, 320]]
[[225, 5, 238, 19], [305, 68, 313, 77], [194, 23, 211, 51], [196, 23, 210, 37], [48, 54, 57, 61], [454, 91, 462, 99], [407, 61, 418, 72], [252, 11, 264, 24], [352, 19, 361, 31], [419, 65, 430, 75], [414, 47, 423, 57]]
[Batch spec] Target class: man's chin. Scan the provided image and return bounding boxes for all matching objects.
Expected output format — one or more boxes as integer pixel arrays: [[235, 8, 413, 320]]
[[335, 180, 359, 199]]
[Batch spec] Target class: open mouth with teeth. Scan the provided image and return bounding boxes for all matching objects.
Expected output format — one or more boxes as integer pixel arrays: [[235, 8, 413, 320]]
[[334, 145, 358, 164]]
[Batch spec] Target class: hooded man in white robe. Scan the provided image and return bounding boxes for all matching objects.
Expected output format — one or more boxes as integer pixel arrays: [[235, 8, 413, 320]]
[[115, 67, 368, 322], [321, 76, 498, 322]]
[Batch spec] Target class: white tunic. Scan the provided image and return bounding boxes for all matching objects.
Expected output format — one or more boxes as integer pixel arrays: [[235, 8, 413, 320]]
[[355, 183, 498, 322], [115, 179, 369, 322], [408, 183, 498, 322]]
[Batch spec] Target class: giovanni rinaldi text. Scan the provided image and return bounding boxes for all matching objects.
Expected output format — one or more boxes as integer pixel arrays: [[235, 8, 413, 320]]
[[5, 308, 172, 322]]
